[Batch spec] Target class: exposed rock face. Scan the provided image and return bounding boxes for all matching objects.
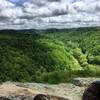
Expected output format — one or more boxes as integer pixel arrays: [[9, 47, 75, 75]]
[[0, 78, 99, 100]]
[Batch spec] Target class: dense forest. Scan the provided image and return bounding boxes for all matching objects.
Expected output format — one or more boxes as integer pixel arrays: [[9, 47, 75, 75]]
[[0, 27, 100, 83]]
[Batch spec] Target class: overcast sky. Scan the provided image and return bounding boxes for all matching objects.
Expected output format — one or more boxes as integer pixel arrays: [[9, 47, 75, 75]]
[[0, 0, 100, 29]]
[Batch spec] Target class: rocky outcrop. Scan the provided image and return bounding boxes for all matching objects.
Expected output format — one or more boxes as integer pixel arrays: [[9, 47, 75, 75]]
[[72, 78, 100, 87], [0, 78, 99, 100]]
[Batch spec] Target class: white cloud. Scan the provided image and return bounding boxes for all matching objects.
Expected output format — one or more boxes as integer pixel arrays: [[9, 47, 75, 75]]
[[0, 7, 23, 18], [0, 0, 100, 29]]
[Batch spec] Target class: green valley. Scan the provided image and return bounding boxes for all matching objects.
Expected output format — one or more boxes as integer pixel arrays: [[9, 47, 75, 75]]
[[0, 27, 100, 83]]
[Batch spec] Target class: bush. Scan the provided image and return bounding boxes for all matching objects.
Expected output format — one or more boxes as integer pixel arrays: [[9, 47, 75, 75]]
[[36, 70, 74, 84]]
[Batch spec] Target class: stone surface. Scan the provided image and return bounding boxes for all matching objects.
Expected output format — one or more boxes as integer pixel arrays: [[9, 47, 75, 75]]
[[72, 78, 100, 87], [0, 78, 99, 100]]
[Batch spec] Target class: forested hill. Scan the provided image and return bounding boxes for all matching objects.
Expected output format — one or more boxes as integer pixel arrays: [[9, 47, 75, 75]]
[[0, 27, 100, 83]]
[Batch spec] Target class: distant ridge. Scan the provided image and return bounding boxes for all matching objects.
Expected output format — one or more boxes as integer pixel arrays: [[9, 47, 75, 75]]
[[0, 26, 100, 35]]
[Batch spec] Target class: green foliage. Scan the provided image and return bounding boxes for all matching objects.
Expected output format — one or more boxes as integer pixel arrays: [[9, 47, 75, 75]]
[[73, 48, 88, 67], [35, 66, 100, 84], [35, 70, 73, 84], [88, 56, 100, 65], [0, 33, 80, 82], [32, 38, 81, 71], [0, 27, 99, 83], [0, 47, 34, 82]]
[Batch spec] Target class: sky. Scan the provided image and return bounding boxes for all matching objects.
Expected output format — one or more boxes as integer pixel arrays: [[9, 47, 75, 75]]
[[0, 0, 100, 29]]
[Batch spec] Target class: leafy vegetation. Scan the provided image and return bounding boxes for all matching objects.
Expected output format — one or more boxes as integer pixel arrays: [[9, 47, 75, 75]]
[[0, 27, 100, 83]]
